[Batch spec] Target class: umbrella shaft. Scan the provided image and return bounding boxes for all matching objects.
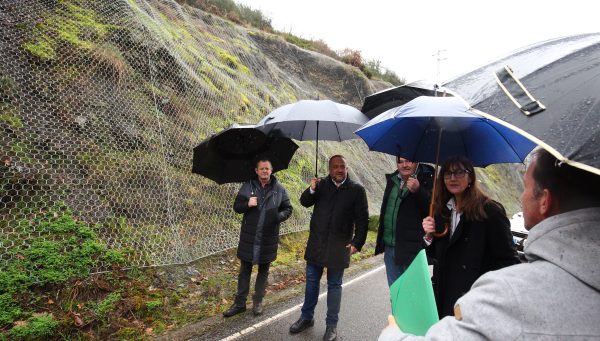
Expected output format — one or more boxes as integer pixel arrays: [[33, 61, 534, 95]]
[[429, 129, 443, 216], [315, 121, 319, 177]]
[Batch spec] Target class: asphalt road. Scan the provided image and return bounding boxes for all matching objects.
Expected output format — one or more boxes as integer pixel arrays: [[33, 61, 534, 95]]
[[193, 263, 393, 341]]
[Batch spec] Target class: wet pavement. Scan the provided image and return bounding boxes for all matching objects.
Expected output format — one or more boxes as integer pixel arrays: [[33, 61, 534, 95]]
[[189, 258, 393, 341]]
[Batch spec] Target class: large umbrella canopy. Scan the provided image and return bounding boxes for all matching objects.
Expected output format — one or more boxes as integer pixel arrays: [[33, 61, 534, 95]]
[[192, 124, 298, 184], [355, 96, 537, 167], [443, 33, 600, 175], [255, 99, 369, 175], [361, 80, 453, 119], [256, 99, 368, 141]]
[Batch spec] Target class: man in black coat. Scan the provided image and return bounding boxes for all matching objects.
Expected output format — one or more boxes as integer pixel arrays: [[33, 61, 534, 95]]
[[289, 155, 369, 341], [223, 159, 292, 318], [374, 157, 434, 287]]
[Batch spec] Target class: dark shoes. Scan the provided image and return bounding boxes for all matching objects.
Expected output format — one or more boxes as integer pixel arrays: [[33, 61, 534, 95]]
[[252, 301, 263, 316], [222, 304, 246, 317], [323, 325, 337, 341], [223, 301, 264, 317], [289, 318, 314, 334], [289, 318, 335, 339]]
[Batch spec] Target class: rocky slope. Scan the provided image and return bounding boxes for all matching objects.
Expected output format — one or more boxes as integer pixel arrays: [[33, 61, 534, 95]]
[[0, 0, 524, 271]]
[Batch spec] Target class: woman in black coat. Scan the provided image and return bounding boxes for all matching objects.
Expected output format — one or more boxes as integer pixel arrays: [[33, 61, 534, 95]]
[[422, 156, 519, 318]]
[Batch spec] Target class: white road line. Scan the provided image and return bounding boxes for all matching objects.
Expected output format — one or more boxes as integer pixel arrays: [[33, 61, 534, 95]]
[[218, 265, 385, 341]]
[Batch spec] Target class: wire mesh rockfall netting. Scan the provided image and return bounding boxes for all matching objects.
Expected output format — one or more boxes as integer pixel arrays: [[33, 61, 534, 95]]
[[0, 0, 392, 272]]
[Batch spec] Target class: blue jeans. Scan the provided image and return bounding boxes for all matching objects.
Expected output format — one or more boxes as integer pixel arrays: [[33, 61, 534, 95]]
[[300, 262, 345, 326], [384, 245, 408, 287]]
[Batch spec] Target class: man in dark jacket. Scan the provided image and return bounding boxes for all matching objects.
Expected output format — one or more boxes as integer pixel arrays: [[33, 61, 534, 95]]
[[289, 155, 369, 341], [375, 157, 434, 287], [223, 159, 293, 318]]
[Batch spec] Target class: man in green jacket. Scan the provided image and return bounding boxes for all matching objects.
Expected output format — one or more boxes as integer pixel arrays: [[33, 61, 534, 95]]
[[374, 157, 433, 287]]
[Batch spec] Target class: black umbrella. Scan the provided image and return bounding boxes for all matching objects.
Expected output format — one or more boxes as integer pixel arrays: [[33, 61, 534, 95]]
[[443, 33, 600, 175], [192, 124, 299, 184], [255, 100, 369, 176], [360, 80, 454, 119]]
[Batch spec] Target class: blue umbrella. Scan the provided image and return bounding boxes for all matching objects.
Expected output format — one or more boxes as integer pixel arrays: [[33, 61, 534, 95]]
[[357, 96, 536, 229], [355, 96, 536, 167]]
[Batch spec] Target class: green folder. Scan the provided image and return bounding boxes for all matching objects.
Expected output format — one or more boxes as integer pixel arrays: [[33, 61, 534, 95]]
[[390, 249, 439, 336]]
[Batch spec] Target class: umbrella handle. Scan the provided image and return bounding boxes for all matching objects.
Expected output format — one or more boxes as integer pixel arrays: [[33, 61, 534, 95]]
[[429, 129, 443, 216], [432, 224, 449, 238], [428, 174, 437, 217]]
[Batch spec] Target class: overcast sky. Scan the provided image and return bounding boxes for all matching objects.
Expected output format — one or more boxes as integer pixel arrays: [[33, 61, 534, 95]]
[[234, 0, 599, 84]]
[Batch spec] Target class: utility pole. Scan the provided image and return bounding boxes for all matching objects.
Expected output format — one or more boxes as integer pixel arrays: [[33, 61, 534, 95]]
[[432, 49, 447, 84]]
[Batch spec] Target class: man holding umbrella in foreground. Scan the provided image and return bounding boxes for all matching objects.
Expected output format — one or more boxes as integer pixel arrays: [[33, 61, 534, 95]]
[[379, 148, 600, 340], [223, 158, 293, 318], [290, 155, 369, 341]]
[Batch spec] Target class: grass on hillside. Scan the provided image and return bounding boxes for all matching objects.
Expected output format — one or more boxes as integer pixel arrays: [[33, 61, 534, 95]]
[[175, 0, 404, 85], [0, 204, 379, 340]]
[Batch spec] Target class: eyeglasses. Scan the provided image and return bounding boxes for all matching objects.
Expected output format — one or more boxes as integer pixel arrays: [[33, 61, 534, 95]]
[[443, 169, 470, 179]]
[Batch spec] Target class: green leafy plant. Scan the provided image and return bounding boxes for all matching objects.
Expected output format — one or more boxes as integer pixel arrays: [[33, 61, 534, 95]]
[[0, 204, 125, 294], [95, 291, 122, 320], [22, 1, 117, 61], [7, 313, 58, 341], [146, 299, 162, 311], [0, 293, 22, 327], [0, 203, 127, 336]]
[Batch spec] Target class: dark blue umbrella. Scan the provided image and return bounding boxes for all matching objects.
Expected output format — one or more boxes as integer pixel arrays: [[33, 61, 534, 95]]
[[355, 96, 536, 167], [356, 96, 536, 226]]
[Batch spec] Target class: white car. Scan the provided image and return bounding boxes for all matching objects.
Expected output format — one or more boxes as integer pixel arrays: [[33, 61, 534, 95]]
[[510, 212, 528, 261]]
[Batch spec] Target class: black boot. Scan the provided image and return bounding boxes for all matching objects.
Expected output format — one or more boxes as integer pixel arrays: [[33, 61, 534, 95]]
[[223, 303, 246, 317], [323, 325, 337, 341], [289, 317, 314, 334], [252, 301, 263, 316]]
